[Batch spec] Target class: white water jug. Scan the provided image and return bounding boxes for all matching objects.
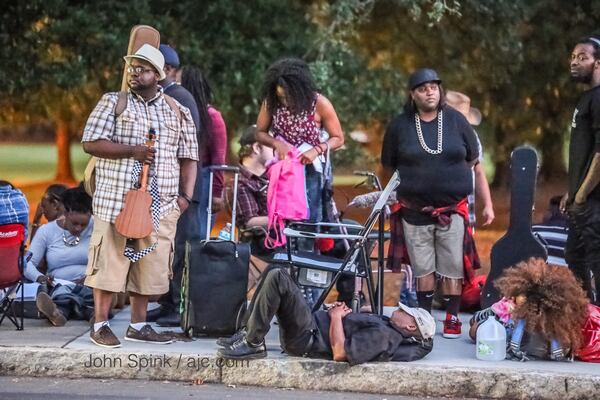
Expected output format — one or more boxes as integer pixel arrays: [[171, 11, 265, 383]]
[[476, 315, 507, 361]]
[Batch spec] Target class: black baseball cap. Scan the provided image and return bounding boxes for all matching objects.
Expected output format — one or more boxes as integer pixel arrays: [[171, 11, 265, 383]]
[[409, 68, 442, 90], [239, 125, 258, 146]]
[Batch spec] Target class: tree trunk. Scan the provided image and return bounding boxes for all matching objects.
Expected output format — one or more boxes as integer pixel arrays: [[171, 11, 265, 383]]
[[55, 119, 74, 181], [491, 124, 511, 189]]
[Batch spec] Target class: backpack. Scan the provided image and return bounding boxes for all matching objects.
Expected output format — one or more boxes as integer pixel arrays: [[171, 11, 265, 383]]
[[83, 91, 181, 196], [576, 304, 600, 363], [264, 148, 309, 249]]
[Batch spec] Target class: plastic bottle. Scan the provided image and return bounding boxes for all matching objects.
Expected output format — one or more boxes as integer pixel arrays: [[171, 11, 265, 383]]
[[218, 223, 232, 241], [476, 315, 507, 361]]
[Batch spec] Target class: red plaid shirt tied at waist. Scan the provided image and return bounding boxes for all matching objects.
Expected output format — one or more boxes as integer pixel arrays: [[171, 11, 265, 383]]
[[386, 198, 481, 283]]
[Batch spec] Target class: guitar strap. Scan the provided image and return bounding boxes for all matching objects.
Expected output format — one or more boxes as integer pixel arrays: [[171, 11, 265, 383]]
[[123, 161, 161, 262]]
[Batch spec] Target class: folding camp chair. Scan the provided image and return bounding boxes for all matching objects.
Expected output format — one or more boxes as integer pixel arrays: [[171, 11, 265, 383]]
[[273, 171, 401, 314], [0, 223, 26, 330]]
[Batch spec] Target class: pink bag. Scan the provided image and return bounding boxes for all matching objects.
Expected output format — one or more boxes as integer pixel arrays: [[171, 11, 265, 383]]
[[264, 148, 308, 248]]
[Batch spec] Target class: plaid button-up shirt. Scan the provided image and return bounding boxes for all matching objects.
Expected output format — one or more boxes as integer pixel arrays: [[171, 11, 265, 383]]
[[82, 90, 199, 223], [0, 184, 29, 239], [236, 165, 268, 228]]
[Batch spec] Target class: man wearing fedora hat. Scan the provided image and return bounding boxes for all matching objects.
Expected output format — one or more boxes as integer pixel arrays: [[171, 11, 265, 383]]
[[82, 44, 199, 348], [446, 90, 495, 227], [381, 68, 481, 339]]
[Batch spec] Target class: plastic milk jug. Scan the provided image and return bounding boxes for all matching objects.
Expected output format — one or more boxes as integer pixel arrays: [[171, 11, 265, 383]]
[[476, 315, 506, 361]]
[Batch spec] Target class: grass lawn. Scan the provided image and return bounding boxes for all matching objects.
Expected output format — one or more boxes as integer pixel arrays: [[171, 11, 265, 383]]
[[0, 143, 89, 185]]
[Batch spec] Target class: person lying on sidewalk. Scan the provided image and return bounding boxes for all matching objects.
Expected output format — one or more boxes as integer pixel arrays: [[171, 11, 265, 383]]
[[23, 186, 95, 326], [217, 266, 435, 364], [469, 258, 588, 361]]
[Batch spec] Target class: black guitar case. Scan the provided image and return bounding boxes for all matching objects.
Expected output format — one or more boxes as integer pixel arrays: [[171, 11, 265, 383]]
[[480, 146, 547, 308]]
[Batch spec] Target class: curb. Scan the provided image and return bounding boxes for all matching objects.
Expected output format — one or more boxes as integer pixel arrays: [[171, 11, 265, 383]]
[[0, 347, 599, 399]]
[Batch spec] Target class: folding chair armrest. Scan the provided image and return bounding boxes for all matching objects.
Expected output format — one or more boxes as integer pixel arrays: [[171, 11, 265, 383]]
[[282, 227, 363, 240], [288, 221, 364, 230]]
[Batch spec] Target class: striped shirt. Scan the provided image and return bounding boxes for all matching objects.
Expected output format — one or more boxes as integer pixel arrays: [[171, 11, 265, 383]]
[[532, 224, 568, 267], [82, 90, 199, 223]]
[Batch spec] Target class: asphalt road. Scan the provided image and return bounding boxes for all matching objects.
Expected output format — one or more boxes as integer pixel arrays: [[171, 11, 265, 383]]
[[0, 377, 474, 400]]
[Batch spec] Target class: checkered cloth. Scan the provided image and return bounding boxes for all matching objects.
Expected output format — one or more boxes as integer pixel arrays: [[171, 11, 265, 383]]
[[122, 162, 161, 262], [236, 165, 268, 228], [386, 198, 481, 283], [82, 90, 198, 224]]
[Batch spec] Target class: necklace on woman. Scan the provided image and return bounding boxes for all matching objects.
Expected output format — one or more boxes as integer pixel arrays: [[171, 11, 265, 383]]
[[415, 110, 443, 155], [62, 230, 80, 247]]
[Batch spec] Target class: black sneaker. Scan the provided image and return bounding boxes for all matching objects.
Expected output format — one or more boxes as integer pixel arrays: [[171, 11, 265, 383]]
[[146, 306, 172, 322], [124, 324, 173, 344], [216, 328, 247, 348], [156, 312, 181, 327], [217, 338, 267, 360]]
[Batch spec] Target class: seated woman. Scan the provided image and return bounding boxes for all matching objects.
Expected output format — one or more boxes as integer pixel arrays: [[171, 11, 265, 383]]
[[30, 183, 67, 240], [23, 186, 94, 326], [469, 258, 589, 360]]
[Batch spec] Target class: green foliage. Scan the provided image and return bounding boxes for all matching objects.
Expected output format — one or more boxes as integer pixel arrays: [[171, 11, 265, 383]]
[[0, 0, 470, 171], [354, 0, 600, 183]]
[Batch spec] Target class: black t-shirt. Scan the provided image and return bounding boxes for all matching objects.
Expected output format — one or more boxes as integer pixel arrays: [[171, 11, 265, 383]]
[[381, 106, 479, 225], [568, 86, 600, 201], [164, 83, 201, 136], [164, 83, 203, 201], [312, 311, 433, 365]]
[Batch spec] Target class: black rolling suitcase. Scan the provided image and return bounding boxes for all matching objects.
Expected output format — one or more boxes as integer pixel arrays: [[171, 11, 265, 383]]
[[181, 165, 250, 337]]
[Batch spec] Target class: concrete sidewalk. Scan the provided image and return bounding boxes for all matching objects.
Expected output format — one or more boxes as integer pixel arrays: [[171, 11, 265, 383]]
[[1, 306, 599, 400]]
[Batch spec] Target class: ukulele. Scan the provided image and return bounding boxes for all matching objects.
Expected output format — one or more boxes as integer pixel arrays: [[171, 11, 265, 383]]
[[115, 129, 156, 239], [480, 145, 547, 309]]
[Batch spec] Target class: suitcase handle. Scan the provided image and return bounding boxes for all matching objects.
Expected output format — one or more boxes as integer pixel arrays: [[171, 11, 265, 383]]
[[206, 165, 240, 242], [209, 165, 240, 173]]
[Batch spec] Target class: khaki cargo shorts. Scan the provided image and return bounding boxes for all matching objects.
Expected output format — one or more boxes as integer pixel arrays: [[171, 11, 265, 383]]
[[402, 213, 464, 279], [85, 207, 180, 295]]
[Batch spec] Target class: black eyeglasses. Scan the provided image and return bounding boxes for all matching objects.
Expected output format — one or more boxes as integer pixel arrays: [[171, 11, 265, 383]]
[[127, 65, 155, 75]]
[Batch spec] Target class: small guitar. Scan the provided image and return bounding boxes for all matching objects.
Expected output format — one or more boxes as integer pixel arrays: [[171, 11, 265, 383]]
[[115, 129, 156, 239], [480, 145, 547, 308]]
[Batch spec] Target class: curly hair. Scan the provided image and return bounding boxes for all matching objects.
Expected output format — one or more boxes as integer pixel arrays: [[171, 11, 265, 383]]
[[261, 57, 317, 116], [494, 258, 589, 352]]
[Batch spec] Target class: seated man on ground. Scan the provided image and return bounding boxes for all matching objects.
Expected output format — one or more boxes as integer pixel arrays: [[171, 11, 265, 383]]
[[235, 125, 273, 256], [23, 187, 95, 326], [217, 266, 435, 364], [469, 258, 588, 360]]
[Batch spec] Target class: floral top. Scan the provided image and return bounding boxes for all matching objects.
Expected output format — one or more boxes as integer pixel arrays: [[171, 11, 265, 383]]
[[271, 94, 320, 147]]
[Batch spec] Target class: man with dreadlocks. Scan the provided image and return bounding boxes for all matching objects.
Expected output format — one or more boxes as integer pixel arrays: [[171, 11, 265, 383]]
[[560, 36, 600, 305], [469, 258, 589, 361], [255, 57, 345, 229]]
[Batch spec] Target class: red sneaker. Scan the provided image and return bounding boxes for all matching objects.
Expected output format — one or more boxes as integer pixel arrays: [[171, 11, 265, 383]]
[[443, 313, 462, 338]]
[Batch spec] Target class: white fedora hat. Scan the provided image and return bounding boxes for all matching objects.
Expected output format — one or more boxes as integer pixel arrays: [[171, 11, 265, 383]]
[[123, 44, 166, 80]]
